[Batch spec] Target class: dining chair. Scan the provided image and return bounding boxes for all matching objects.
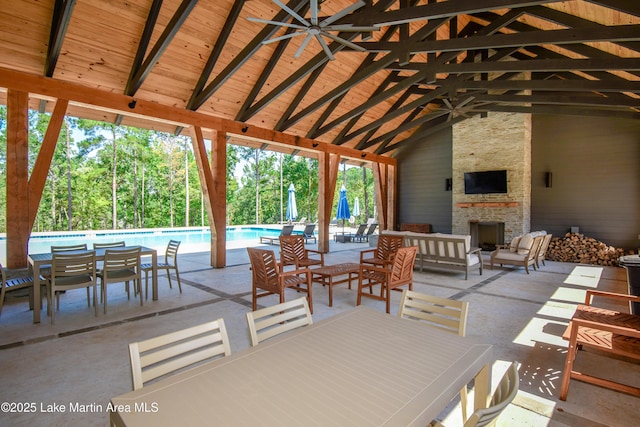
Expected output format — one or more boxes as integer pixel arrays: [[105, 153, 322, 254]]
[[399, 290, 470, 421], [141, 240, 181, 299], [279, 234, 324, 269], [431, 361, 519, 427], [93, 241, 125, 249], [246, 296, 313, 347], [0, 262, 35, 317], [97, 247, 142, 313], [360, 234, 404, 267], [51, 243, 88, 252], [247, 247, 313, 313], [46, 250, 97, 324], [128, 318, 231, 390], [357, 246, 417, 314]]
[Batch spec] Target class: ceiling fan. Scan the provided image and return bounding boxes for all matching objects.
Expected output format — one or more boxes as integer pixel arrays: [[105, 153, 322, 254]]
[[439, 95, 477, 122], [248, 0, 378, 60]]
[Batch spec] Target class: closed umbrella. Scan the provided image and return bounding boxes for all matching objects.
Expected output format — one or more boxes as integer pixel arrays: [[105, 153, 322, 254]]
[[353, 197, 360, 219], [336, 185, 350, 234], [286, 183, 298, 223]]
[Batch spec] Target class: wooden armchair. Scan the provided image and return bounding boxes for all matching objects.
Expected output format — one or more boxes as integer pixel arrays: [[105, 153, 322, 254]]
[[490, 233, 545, 274], [247, 247, 313, 313], [360, 234, 404, 268], [560, 290, 640, 400], [279, 235, 324, 269], [357, 246, 417, 314]]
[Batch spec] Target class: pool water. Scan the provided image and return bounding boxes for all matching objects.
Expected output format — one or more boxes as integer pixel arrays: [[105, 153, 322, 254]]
[[0, 227, 299, 262]]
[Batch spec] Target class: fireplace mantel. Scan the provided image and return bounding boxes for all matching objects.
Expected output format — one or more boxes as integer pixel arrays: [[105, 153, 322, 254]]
[[456, 202, 519, 208]]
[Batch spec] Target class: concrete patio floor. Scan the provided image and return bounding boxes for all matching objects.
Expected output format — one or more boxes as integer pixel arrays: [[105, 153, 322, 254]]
[[0, 241, 638, 426]]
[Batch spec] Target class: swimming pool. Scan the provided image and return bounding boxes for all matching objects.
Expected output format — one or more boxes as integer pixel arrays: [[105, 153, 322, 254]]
[[0, 226, 300, 263]]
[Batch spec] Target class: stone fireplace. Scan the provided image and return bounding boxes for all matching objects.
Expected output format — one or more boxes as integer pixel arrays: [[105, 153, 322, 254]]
[[451, 112, 532, 244], [470, 221, 505, 251]]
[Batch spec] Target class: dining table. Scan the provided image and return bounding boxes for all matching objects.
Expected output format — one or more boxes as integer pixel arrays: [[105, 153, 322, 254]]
[[109, 306, 493, 426], [27, 246, 158, 324]]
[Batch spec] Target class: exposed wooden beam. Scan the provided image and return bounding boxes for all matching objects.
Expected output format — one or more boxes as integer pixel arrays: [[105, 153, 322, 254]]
[[44, 0, 76, 77], [126, 0, 198, 95], [187, 0, 246, 111], [338, 0, 558, 26], [472, 93, 640, 108], [438, 78, 640, 93], [190, 0, 309, 111], [0, 67, 394, 165], [125, 0, 162, 96], [584, 0, 640, 17], [480, 104, 640, 119], [360, 25, 640, 54]]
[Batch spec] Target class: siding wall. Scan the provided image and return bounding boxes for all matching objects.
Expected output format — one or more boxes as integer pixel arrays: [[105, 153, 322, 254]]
[[397, 114, 640, 250], [531, 114, 640, 249], [396, 126, 453, 233]]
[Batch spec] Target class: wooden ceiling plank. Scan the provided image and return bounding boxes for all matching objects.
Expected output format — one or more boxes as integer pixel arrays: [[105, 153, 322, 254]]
[[45, 0, 76, 77], [124, 0, 162, 95], [275, 63, 327, 131], [128, 0, 199, 95]]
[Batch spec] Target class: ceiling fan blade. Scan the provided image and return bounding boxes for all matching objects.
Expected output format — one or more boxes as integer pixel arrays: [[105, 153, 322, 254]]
[[310, 0, 318, 26], [295, 33, 314, 58], [322, 32, 366, 52], [456, 96, 475, 109], [272, 0, 311, 27], [247, 17, 308, 30], [443, 98, 453, 110], [323, 25, 380, 32], [315, 34, 335, 60], [262, 31, 305, 45], [447, 112, 453, 122], [321, 0, 365, 27]]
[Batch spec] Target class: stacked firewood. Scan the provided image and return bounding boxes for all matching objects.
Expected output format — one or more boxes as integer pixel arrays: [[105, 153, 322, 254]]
[[546, 232, 626, 266]]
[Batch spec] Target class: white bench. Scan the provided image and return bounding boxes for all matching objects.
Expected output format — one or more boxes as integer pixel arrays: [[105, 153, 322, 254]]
[[383, 231, 483, 279]]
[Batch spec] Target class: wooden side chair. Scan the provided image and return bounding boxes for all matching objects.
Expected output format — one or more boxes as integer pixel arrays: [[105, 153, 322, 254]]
[[246, 297, 313, 346], [360, 234, 404, 268], [46, 250, 98, 324], [357, 246, 417, 314], [247, 247, 313, 313], [431, 361, 519, 427], [141, 240, 182, 299], [0, 262, 35, 317], [399, 290, 470, 422], [128, 318, 231, 390], [97, 247, 142, 313], [279, 234, 324, 269]]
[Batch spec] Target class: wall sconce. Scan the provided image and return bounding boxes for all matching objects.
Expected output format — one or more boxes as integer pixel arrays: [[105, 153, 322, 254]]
[[241, 125, 248, 133], [312, 142, 319, 148], [445, 178, 452, 191], [545, 172, 552, 188], [128, 99, 137, 109], [361, 152, 367, 158]]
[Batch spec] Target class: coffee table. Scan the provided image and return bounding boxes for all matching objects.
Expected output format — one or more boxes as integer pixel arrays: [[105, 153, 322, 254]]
[[311, 262, 360, 307]]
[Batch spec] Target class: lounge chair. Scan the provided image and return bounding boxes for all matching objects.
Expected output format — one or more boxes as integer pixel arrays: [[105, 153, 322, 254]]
[[356, 223, 377, 242], [302, 223, 316, 244], [259, 224, 294, 245], [350, 224, 368, 242]]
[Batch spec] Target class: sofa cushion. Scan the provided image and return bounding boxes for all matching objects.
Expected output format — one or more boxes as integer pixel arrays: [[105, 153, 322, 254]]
[[494, 250, 528, 262], [517, 234, 534, 255], [509, 236, 522, 252]]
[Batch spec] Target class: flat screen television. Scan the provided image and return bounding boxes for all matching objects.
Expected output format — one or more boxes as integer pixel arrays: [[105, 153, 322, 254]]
[[464, 170, 508, 194]]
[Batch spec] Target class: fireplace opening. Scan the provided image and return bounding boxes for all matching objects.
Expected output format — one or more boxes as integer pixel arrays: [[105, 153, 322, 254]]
[[470, 221, 505, 251]]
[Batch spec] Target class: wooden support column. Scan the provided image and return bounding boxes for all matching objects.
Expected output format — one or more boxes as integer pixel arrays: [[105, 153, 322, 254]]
[[317, 152, 341, 253], [372, 162, 396, 231], [190, 126, 226, 267], [6, 90, 30, 268]]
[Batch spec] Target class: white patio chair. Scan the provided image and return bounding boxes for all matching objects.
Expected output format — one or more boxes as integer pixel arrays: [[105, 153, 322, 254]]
[[128, 318, 231, 390], [141, 240, 182, 299], [97, 247, 142, 313], [246, 297, 313, 346]]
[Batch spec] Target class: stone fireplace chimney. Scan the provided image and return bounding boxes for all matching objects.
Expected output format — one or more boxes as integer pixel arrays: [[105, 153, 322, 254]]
[[451, 112, 532, 245]]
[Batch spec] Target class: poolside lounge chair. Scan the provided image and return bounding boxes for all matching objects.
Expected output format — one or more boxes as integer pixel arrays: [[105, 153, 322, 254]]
[[259, 224, 294, 245], [350, 224, 368, 243], [302, 223, 316, 244], [354, 223, 377, 243]]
